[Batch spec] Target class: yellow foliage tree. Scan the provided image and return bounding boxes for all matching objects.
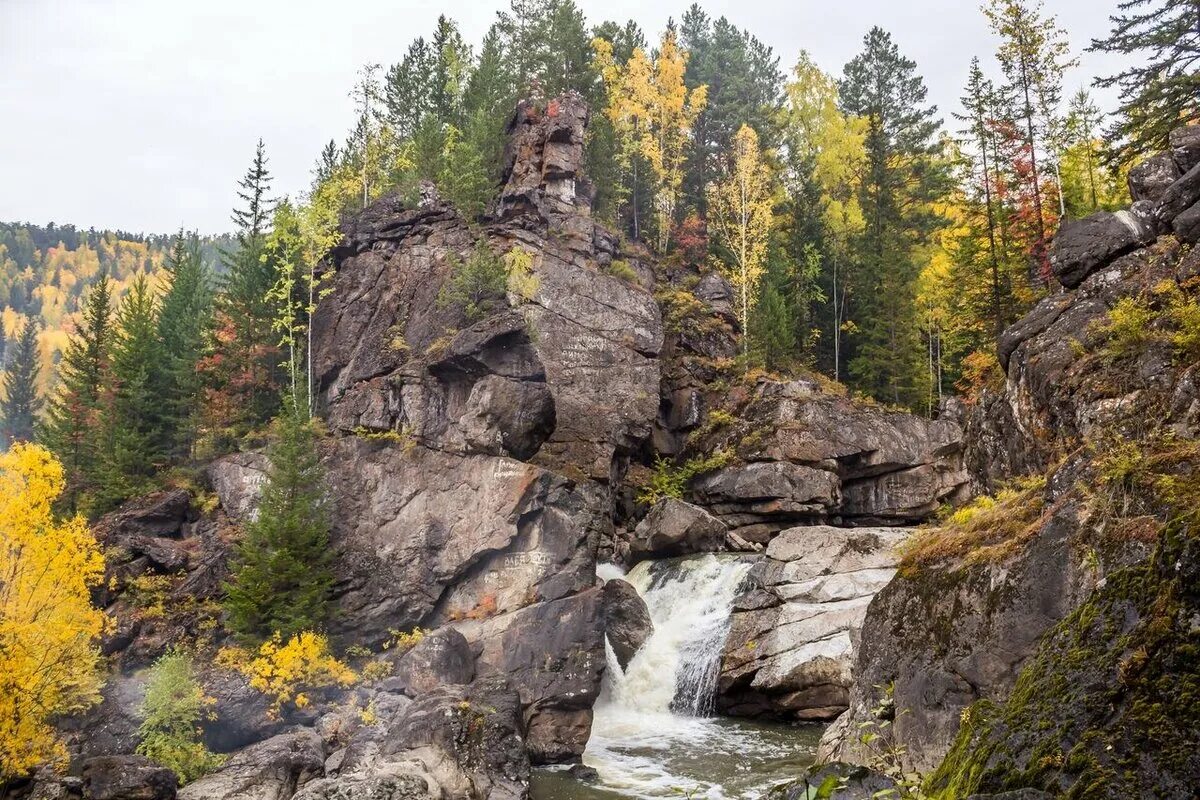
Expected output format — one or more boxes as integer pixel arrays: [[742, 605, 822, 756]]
[[594, 30, 707, 252], [706, 124, 773, 355], [0, 443, 107, 780]]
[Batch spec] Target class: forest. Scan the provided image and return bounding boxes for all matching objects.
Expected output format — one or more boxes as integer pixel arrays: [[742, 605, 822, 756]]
[[1, 0, 1198, 790]]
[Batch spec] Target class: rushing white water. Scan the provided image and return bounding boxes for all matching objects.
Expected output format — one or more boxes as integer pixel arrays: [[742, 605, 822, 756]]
[[558, 555, 820, 800]]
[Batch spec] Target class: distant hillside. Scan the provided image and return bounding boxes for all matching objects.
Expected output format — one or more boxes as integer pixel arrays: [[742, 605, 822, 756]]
[[0, 222, 233, 392]]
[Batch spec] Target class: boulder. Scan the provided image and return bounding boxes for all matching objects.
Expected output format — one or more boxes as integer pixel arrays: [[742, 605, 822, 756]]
[[629, 498, 727, 560], [81, 756, 177, 800], [1049, 209, 1156, 288], [177, 730, 325, 800], [207, 453, 269, 522], [719, 526, 907, 720], [1173, 198, 1200, 244], [388, 628, 475, 696], [299, 679, 528, 800], [1155, 161, 1200, 225], [1127, 152, 1180, 204], [1169, 123, 1200, 173], [600, 578, 653, 669], [694, 462, 840, 522]]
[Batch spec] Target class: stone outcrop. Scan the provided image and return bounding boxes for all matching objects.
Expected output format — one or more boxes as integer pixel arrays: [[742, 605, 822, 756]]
[[826, 125, 1200, 793], [683, 380, 968, 537], [82, 756, 177, 800], [718, 526, 908, 721]]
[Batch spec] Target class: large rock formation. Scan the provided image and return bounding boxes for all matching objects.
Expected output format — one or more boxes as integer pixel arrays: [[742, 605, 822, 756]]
[[718, 526, 908, 721], [825, 125, 1200, 793]]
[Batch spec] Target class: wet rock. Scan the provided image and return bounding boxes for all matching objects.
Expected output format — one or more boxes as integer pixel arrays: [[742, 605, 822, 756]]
[[65, 675, 146, 763], [1049, 209, 1156, 288], [567, 765, 599, 783], [81, 756, 177, 800], [629, 498, 727, 560], [1127, 152, 1180, 204], [600, 578, 653, 669], [388, 628, 475, 696], [207, 453, 269, 522], [177, 730, 324, 800], [719, 526, 908, 720]]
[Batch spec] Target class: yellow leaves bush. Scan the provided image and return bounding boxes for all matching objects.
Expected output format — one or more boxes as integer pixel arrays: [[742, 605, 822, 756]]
[[223, 631, 356, 717], [0, 443, 108, 780]]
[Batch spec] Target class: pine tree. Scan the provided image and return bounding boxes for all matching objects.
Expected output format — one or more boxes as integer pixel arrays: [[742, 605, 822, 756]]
[[1092, 0, 1200, 159], [93, 275, 164, 515], [41, 275, 114, 513], [839, 27, 946, 407], [223, 392, 334, 642], [0, 318, 41, 446], [157, 232, 213, 461]]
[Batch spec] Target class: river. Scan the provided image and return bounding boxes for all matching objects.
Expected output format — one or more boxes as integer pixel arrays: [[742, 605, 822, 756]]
[[531, 555, 823, 800]]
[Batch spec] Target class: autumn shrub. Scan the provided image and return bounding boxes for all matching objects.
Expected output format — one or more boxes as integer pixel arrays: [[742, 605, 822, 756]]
[[0, 443, 108, 781], [236, 631, 356, 717], [137, 649, 224, 784]]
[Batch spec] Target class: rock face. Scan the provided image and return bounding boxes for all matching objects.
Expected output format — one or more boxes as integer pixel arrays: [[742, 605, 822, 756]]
[[82, 756, 177, 800], [827, 126, 1200, 789], [302, 92, 663, 763], [718, 526, 908, 721], [684, 380, 968, 537]]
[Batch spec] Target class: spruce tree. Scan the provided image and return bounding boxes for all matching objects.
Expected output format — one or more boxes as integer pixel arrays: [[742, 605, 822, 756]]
[[93, 276, 165, 515], [157, 232, 213, 460], [1092, 0, 1200, 159], [205, 142, 282, 447], [223, 392, 333, 642], [42, 275, 114, 512], [839, 27, 946, 408], [0, 318, 41, 445]]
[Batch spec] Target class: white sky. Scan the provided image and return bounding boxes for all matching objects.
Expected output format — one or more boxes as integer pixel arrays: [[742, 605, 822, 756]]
[[0, 0, 1137, 234]]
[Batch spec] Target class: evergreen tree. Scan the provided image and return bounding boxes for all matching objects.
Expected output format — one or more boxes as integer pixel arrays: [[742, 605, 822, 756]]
[[0, 318, 41, 445], [93, 275, 164, 515], [680, 6, 784, 216], [42, 275, 114, 513], [385, 38, 435, 138], [223, 392, 334, 642], [157, 232, 213, 460], [839, 27, 946, 407], [1092, 0, 1200, 159], [203, 142, 282, 448]]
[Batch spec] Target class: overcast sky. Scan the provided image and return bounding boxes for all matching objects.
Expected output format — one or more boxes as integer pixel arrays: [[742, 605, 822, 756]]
[[0, 0, 1136, 234]]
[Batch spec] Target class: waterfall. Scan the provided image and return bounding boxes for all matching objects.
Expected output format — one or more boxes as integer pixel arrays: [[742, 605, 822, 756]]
[[603, 555, 752, 717]]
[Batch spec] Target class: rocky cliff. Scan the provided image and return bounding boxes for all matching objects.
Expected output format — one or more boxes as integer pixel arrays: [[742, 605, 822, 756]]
[[821, 125, 1200, 796], [28, 94, 974, 800]]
